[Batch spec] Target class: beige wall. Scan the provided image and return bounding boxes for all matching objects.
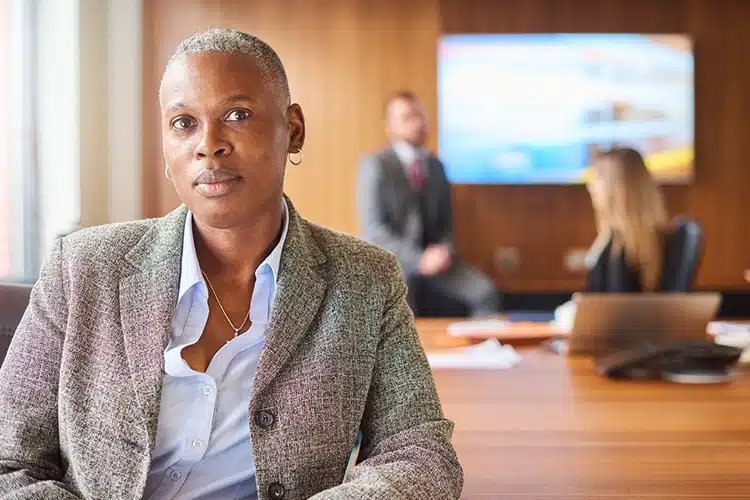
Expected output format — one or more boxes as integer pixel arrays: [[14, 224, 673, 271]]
[[107, 0, 142, 224], [79, 0, 143, 227], [79, 0, 109, 228]]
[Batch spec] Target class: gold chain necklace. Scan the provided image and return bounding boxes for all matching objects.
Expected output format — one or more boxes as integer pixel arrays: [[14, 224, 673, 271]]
[[201, 270, 250, 339]]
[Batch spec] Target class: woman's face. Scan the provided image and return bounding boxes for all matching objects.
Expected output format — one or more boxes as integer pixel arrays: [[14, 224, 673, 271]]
[[159, 52, 304, 229]]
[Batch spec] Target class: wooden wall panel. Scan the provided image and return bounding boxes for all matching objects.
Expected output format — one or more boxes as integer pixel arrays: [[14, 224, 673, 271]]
[[442, 0, 750, 291], [142, 0, 440, 236], [142, 0, 750, 292]]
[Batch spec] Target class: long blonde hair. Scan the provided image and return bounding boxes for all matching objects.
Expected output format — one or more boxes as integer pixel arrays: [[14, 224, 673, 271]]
[[588, 148, 668, 291]]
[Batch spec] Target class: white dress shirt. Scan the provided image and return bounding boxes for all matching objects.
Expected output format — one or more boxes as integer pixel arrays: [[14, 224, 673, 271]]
[[143, 200, 289, 500], [392, 140, 426, 169]]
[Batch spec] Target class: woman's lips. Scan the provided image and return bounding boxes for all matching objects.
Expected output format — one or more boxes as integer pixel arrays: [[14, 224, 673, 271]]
[[195, 177, 241, 197]]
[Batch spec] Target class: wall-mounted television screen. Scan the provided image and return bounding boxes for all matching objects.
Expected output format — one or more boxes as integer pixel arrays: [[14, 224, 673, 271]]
[[438, 34, 694, 184]]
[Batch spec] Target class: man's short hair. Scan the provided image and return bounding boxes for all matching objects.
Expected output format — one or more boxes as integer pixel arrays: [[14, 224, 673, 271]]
[[161, 28, 291, 106]]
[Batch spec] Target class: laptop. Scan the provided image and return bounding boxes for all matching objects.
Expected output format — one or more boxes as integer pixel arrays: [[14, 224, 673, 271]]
[[558, 293, 722, 356]]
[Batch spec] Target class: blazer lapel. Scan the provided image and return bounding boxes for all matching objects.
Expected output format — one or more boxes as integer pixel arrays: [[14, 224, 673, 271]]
[[423, 154, 440, 229], [252, 198, 327, 397], [119, 205, 186, 452], [383, 148, 413, 194]]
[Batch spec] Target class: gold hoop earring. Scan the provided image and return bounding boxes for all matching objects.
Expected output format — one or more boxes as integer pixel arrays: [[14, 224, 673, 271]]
[[164, 166, 171, 181], [289, 150, 303, 166]]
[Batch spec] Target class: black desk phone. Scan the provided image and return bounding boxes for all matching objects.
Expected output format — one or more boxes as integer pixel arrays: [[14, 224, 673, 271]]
[[594, 340, 744, 383]]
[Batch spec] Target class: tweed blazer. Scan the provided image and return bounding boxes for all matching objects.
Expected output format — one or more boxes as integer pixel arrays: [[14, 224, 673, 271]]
[[0, 198, 462, 500]]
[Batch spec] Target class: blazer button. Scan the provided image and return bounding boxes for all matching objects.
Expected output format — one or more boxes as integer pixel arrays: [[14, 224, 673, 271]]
[[268, 482, 285, 499], [255, 410, 275, 429]]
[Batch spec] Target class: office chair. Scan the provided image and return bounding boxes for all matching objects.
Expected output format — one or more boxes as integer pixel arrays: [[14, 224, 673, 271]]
[[661, 218, 704, 292], [0, 283, 33, 367]]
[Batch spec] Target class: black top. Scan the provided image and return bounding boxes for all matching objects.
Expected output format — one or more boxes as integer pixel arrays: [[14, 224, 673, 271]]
[[585, 219, 703, 294], [585, 238, 649, 293]]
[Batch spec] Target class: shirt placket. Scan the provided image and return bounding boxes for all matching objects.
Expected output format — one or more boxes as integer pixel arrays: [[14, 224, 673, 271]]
[[162, 375, 217, 497], [184, 374, 217, 462]]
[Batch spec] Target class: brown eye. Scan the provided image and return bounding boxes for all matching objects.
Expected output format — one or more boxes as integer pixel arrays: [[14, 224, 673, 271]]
[[171, 117, 195, 130], [226, 109, 250, 122]]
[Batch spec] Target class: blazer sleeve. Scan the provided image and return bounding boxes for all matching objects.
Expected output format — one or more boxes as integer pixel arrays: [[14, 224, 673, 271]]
[[0, 239, 83, 499], [356, 155, 423, 276], [310, 255, 464, 500]]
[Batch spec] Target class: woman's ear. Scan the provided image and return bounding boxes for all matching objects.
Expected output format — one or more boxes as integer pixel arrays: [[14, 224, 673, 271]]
[[286, 103, 305, 153]]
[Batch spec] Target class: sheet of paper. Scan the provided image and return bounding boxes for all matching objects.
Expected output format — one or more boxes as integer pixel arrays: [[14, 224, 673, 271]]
[[552, 300, 576, 332], [426, 339, 522, 369], [710, 322, 750, 364], [446, 319, 511, 335], [707, 321, 750, 336]]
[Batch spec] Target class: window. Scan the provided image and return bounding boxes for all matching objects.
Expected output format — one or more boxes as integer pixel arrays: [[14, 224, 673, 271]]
[[1, 0, 141, 283], [0, 0, 10, 279], [0, 0, 39, 283]]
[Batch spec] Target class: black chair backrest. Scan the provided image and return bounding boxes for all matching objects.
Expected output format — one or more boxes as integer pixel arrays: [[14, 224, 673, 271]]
[[661, 218, 704, 292], [0, 283, 33, 367]]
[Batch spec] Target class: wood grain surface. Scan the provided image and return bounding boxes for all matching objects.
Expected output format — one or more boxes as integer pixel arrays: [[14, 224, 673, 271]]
[[418, 318, 750, 499]]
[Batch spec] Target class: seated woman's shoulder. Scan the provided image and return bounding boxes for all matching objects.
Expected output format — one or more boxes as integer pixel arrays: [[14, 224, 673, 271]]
[[58, 218, 159, 262]]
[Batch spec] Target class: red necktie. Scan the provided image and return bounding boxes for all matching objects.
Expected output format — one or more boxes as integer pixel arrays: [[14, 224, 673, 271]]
[[408, 158, 425, 190]]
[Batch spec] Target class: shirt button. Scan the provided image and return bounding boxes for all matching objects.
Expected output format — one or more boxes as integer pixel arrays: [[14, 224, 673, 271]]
[[203, 385, 213, 396], [255, 410, 275, 429], [169, 470, 181, 481], [192, 440, 202, 448], [268, 482, 285, 499]]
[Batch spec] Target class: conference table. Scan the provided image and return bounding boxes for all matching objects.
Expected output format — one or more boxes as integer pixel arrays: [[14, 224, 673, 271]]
[[416, 318, 750, 499]]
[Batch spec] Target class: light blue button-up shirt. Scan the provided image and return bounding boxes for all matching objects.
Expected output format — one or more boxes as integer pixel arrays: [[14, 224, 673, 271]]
[[143, 200, 289, 500]]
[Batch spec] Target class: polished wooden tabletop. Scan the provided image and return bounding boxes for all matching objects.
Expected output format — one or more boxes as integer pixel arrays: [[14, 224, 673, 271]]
[[417, 319, 750, 499]]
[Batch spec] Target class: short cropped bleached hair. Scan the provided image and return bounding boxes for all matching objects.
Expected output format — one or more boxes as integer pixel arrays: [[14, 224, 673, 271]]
[[161, 28, 290, 106]]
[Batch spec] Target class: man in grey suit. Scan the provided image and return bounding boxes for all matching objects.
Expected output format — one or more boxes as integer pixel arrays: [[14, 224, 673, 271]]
[[0, 30, 461, 499], [358, 91, 500, 317]]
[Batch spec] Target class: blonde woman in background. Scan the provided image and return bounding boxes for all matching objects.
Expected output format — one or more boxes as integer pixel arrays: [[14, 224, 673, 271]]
[[555, 147, 670, 330], [584, 147, 670, 292]]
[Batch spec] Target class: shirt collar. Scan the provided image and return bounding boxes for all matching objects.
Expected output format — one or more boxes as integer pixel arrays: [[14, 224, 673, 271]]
[[392, 140, 426, 167], [178, 198, 290, 303]]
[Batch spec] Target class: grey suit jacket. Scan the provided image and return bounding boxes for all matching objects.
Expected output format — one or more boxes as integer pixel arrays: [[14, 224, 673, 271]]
[[0, 198, 462, 500], [357, 148, 455, 277]]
